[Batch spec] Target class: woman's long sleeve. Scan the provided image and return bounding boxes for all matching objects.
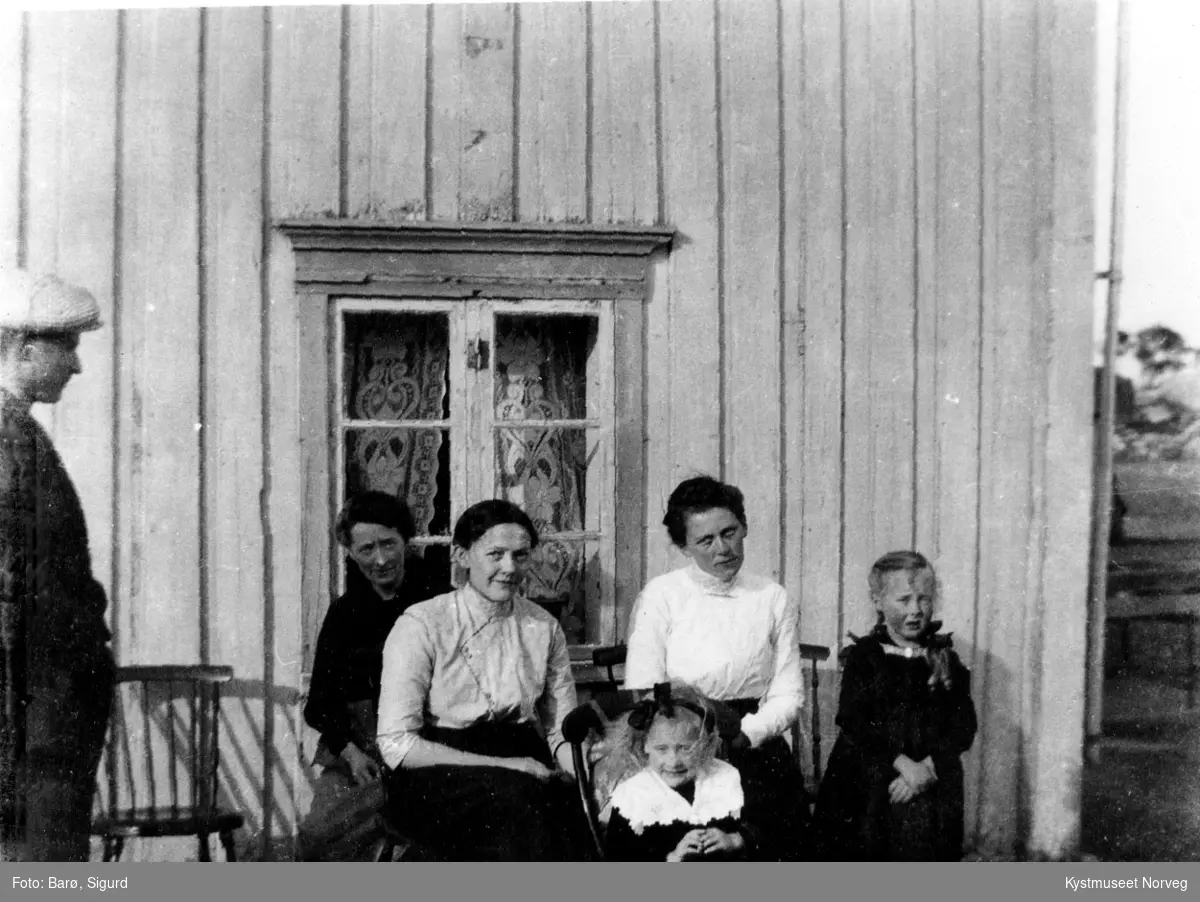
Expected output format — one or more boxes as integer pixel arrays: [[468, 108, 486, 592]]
[[303, 604, 355, 757], [536, 621, 578, 757], [623, 589, 669, 690], [376, 614, 435, 769], [740, 592, 803, 747]]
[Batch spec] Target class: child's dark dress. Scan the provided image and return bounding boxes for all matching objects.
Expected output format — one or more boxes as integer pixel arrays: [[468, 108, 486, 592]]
[[604, 759, 748, 861], [814, 625, 978, 861]]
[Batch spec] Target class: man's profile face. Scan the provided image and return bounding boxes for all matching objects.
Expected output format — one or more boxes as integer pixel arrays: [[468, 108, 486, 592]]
[[20, 332, 82, 404]]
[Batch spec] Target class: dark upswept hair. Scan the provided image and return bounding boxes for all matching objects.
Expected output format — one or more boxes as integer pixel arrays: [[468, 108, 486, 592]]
[[867, 550, 937, 604], [662, 475, 747, 547], [452, 499, 540, 550], [335, 491, 417, 548]]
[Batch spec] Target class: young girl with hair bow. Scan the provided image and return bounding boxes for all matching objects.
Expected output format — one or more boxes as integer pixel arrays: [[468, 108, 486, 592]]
[[603, 682, 751, 861]]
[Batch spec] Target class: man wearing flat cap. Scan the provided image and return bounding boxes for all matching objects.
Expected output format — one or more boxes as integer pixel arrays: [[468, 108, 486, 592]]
[[0, 269, 114, 861]]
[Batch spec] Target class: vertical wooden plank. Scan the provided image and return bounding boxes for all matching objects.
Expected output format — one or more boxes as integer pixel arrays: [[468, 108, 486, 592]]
[[592, 0, 657, 631], [614, 296, 646, 638], [117, 8, 202, 664], [271, 7, 341, 218], [1030, 0, 1095, 860], [644, 246, 673, 580], [0, 9, 23, 265], [299, 289, 330, 682], [655, 0, 721, 550], [791, 0, 844, 764], [868, 0, 916, 567], [268, 3, 342, 848], [516, 1, 587, 221], [203, 5, 267, 837], [345, 4, 428, 220], [21, 11, 119, 606], [838, 0, 869, 633], [591, 0, 657, 225], [430, 3, 515, 221], [22, 11, 62, 281], [720, 0, 782, 580], [1086, 0, 1127, 754], [913, 0, 985, 846], [584, 300, 617, 645], [841, 0, 918, 637], [1020, 0, 1057, 858], [974, 0, 1040, 858], [914, 0, 984, 673]]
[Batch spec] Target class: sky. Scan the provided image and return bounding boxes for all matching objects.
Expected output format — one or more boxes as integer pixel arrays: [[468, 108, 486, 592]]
[[1112, 0, 1200, 346]]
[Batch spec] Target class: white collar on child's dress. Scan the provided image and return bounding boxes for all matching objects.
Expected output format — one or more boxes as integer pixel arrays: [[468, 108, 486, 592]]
[[685, 565, 741, 597], [881, 643, 929, 660], [609, 759, 744, 835]]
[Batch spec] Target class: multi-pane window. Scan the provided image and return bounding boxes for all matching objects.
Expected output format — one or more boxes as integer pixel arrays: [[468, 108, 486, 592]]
[[334, 299, 614, 646]]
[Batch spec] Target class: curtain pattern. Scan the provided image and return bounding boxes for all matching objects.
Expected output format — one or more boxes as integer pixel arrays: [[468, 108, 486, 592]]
[[345, 317, 449, 537], [494, 320, 589, 642]]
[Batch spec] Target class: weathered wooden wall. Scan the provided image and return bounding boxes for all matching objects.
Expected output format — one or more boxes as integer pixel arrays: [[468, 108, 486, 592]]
[[1, 0, 1096, 859]]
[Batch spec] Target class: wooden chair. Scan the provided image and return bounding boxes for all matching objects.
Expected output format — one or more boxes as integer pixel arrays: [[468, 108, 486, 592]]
[[93, 665, 245, 861], [563, 642, 831, 859], [795, 643, 831, 787]]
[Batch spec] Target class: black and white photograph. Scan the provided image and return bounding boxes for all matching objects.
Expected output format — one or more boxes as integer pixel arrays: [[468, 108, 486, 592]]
[[0, 0, 1197, 877]]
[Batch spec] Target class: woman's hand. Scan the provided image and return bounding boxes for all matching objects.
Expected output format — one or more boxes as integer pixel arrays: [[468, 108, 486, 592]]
[[698, 827, 745, 857], [339, 743, 381, 786], [502, 756, 555, 782], [666, 830, 707, 861]]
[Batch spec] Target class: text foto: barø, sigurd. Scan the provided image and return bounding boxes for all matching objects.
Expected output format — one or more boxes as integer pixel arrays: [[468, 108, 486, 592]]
[[12, 877, 129, 891], [1065, 877, 1187, 891]]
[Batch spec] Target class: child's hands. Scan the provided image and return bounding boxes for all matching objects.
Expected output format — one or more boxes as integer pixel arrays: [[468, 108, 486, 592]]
[[666, 830, 707, 861], [698, 827, 745, 857], [888, 776, 915, 804], [892, 754, 938, 803]]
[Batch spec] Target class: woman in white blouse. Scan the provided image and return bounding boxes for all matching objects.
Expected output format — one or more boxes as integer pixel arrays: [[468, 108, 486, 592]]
[[624, 476, 809, 860], [375, 500, 587, 860]]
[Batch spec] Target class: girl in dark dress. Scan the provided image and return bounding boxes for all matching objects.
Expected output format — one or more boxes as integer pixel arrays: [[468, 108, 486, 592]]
[[604, 683, 750, 861], [814, 551, 978, 861]]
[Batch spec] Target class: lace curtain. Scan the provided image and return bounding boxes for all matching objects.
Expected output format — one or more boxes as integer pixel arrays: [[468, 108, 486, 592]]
[[495, 319, 589, 642], [344, 313, 589, 642], [345, 316, 448, 537]]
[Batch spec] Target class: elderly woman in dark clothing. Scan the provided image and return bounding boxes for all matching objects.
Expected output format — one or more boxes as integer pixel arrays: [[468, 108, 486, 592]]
[[298, 491, 447, 861]]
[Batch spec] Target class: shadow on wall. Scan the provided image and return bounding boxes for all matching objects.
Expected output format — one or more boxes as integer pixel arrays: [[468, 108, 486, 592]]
[[219, 680, 310, 861], [956, 641, 1037, 861]]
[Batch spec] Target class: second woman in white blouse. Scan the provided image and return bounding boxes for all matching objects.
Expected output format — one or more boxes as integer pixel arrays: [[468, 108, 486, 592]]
[[375, 499, 588, 860], [624, 476, 809, 860]]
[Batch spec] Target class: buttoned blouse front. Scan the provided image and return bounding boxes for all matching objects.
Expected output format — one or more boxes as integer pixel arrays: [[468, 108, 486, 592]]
[[376, 585, 577, 769], [624, 565, 803, 748]]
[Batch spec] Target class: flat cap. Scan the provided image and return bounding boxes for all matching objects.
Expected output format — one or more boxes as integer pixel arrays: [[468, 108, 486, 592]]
[[0, 267, 102, 333]]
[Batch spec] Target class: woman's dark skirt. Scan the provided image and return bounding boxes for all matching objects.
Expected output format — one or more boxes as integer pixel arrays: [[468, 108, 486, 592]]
[[383, 721, 592, 861], [722, 699, 812, 862]]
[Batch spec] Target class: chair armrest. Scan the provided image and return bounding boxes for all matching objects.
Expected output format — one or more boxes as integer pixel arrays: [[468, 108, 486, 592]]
[[799, 643, 831, 662], [563, 703, 605, 745], [592, 644, 627, 668]]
